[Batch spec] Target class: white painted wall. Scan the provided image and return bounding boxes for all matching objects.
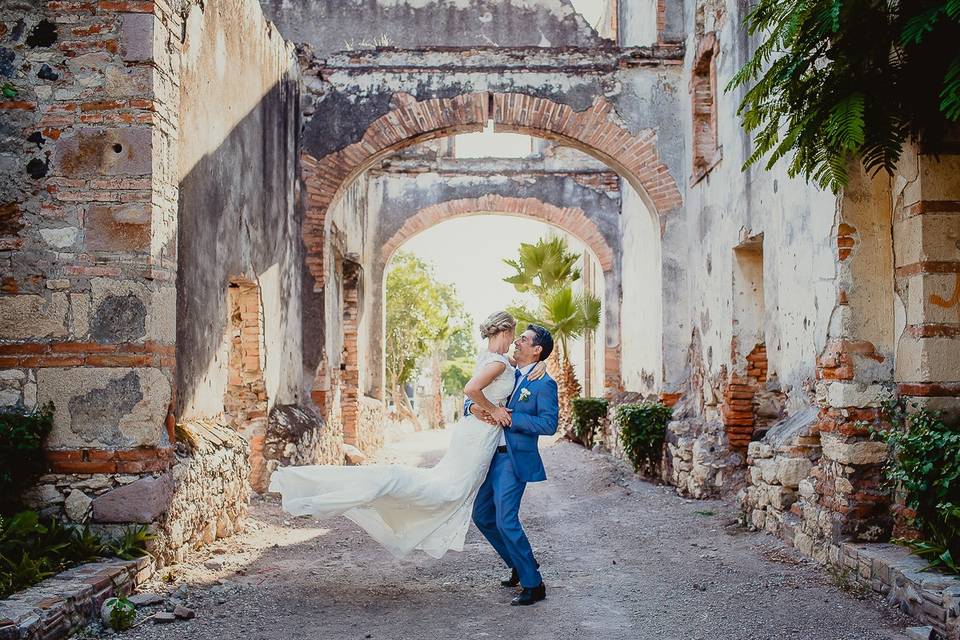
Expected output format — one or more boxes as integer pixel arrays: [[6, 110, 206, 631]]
[[681, 0, 838, 406], [620, 180, 662, 393]]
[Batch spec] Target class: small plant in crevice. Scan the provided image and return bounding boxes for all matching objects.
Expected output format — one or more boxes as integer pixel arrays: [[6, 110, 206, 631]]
[[615, 401, 673, 478], [571, 397, 608, 448], [109, 525, 156, 561], [871, 399, 960, 574], [103, 596, 136, 631], [0, 402, 54, 515]]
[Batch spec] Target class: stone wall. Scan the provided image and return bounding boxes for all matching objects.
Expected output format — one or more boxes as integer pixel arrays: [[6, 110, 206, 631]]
[[0, 0, 311, 561], [354, 395, 385, 456], [0, 0, 180, 455], [152, 420, 250, 564], [264, 403, 344, 473]]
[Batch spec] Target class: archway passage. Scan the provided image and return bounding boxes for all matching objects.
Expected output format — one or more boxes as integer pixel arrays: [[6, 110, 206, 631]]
[[381, 195, 615, 273], [379, 198, 616, 402], [301, 91, 682, 291]]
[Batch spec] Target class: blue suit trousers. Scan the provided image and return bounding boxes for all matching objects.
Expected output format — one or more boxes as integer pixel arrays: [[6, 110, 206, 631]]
[[471, 450, 542, 589]]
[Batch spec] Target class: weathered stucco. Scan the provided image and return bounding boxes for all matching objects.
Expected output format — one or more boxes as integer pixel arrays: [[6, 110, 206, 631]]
[[175, 0, 303, 419], [260, 0, 611, 56]]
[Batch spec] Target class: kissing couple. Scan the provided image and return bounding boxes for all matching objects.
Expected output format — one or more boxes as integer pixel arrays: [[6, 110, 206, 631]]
[[269, 310, 559, 606]]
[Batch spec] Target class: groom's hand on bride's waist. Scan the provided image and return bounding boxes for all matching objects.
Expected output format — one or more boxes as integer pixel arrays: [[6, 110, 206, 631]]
[[470, 404, 507, 427]]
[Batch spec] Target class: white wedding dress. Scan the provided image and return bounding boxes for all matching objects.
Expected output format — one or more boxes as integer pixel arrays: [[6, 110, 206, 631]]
[[268, 350, 515, 559]]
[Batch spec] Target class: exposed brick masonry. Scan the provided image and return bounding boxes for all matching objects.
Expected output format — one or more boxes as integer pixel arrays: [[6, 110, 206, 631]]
[[690, 32, 719, 184], [303, 91, 682, 290], [224, 281, 270, 492], [721, 343, 767, 449]]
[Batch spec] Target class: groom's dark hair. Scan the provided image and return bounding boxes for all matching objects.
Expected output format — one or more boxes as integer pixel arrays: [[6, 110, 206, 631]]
[[527, 324, 554, 362]]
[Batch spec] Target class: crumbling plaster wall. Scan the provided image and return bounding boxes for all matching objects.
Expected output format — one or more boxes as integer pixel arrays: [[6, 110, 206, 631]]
[[683, 1, 837, 409], [175, 0, 303, 420], [300, 47, 684, 176], [320, 171, 378, 398], [259, 0, 612, 56]]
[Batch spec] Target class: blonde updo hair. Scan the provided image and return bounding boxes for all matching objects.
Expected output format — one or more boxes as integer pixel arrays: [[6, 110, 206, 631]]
[[479, 311, 516, 339]]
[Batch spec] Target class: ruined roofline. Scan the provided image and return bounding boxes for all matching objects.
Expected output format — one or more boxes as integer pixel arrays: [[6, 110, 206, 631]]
[[314, 44, 685, 74], [373, 156, 615, 177]]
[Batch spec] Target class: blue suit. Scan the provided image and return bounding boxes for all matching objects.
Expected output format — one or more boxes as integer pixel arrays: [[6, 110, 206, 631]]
[[465, 369, 559, 589]]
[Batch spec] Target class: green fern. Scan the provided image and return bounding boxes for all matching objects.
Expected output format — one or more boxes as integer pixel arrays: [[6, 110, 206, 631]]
[[942, 57, 960, 119], [729, 0, 960, 192]]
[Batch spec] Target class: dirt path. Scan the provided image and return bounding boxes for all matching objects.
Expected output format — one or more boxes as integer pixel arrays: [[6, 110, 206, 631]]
[[86, 432, 911, 640]]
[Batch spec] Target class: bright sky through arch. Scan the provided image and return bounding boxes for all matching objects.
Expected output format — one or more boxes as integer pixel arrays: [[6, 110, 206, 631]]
[[569, 0, 607, 31], [397, 215, 558, 347]]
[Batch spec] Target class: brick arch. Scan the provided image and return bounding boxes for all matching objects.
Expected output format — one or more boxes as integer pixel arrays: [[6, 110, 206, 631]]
[[302, 91, 682, 290], [380, 195, 615, 274]]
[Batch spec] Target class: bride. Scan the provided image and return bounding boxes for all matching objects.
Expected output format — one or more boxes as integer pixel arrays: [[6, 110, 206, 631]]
[[268, 311, 545, 559]]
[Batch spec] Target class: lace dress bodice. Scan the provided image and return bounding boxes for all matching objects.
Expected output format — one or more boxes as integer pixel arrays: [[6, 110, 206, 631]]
[[474, 350, 516, 407]]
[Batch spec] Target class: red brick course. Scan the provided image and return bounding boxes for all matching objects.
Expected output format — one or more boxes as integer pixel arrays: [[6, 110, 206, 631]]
[[303, 91, 682, 290], [0, 341, 174, 368], [46, 446, 174, 473]]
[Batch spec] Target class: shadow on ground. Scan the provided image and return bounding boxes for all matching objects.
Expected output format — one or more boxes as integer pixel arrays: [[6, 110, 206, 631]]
[[83, 435, 911, 640]]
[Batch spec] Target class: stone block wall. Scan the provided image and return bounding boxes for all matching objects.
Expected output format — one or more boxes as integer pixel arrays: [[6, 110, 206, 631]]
[[0, 0, 182, 525], [264, 403, 345, 475], [354, 395, 385, 456], [152, 420, 250, 564], [0, 0, 314, 563], [742, 440, 815, 540]]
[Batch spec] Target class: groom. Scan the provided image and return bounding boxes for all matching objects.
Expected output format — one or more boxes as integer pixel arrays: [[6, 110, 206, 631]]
[[466, 324, 559, 606]]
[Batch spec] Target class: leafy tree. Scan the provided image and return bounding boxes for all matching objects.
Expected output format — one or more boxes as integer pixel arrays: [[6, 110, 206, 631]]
[[504, 236, 601, 433], [442, 357, 475, 396], [729, 0, 960, 192], [385, 252, 472, 430]]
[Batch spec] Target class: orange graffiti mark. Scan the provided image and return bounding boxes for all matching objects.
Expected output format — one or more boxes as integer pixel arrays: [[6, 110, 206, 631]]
[[929, 273, 960, 321]]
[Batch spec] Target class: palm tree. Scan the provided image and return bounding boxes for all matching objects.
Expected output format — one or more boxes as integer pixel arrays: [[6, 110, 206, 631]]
[[504, 237, 601, 434], [503, 236, 582, 298]]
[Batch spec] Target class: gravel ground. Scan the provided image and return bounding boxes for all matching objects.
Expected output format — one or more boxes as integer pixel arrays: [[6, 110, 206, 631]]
[[83, 431, 912, 640]]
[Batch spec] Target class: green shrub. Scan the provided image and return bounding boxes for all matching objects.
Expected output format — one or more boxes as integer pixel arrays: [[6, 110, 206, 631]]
[[872, 400, 960, 573], [0, 402, 54, 515], [0, 511, 153, 598], [616, 402, 673, 477], [571, 397, 608, 448]]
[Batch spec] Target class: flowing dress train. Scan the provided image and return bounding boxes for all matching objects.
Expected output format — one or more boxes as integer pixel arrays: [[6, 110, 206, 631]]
[[268, 350, 515, 559]]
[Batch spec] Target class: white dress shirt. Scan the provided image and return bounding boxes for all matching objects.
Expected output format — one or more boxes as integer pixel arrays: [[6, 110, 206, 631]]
[[502, 362, 536, 446]]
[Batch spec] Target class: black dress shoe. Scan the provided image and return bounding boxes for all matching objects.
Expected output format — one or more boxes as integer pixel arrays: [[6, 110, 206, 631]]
[[500, 568, 520, 588], [511, 582, 546, 606]]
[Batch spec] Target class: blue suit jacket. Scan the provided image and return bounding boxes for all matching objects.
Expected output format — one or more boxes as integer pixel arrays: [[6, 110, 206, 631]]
[[465, 371, 559, 483]]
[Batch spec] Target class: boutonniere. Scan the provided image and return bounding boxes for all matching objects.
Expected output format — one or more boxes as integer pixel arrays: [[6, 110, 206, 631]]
[[518, 388, 532, 402]]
